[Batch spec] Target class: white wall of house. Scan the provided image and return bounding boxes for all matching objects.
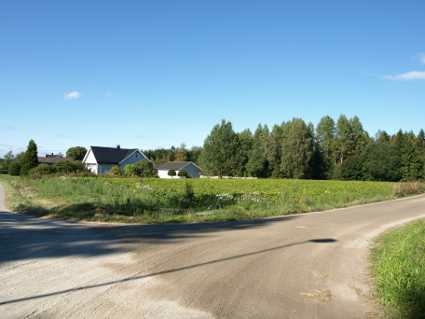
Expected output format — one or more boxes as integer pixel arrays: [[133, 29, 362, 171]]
[[83, 149, 99, 174], [157, 164, 201, 179], [158, 169, 178, 179], [85, 163, 98, 174]]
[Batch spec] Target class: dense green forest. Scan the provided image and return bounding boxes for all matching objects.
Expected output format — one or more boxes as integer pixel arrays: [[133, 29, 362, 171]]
[[199, 115, 425, 181], [137, 114, 425, 182], [1, 115, 424, 182]]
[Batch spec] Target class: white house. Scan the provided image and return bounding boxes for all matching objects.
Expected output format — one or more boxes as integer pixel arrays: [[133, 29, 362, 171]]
[[82, 146, 150, 175], [156, 161, 202, 179]]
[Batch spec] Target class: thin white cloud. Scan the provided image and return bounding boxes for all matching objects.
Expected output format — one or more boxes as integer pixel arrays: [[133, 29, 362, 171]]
[[384, 71, 425, 81], [417, 53, 425, 65], [64, 90, 81, 100]]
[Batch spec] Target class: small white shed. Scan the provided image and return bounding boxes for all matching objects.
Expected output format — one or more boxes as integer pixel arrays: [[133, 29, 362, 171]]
[[156, 161, 202, 179]]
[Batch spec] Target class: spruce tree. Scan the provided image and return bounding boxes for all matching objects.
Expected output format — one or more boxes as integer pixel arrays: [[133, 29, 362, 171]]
[[401, 132, 423, 180], [418, 130, 425, 179], [20, 139, 39, 175]]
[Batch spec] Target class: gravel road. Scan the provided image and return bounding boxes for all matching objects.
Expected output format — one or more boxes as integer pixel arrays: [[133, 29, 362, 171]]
[[1, 184, 425, 318]]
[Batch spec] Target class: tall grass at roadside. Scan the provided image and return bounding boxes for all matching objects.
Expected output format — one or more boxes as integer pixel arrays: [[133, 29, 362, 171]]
[[0, 175, 423, 223], [372, 221, 425, 319]]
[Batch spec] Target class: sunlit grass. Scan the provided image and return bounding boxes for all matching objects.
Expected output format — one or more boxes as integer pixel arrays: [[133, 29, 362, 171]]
[[0, 175, 423, 224], [372, 221, 425, 319]]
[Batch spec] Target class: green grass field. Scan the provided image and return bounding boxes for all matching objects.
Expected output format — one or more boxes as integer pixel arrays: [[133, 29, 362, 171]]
[[372, 221, 425, 319], [0, 175, 423, 223]]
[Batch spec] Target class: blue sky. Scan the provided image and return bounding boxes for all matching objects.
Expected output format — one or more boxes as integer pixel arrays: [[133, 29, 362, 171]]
[[1, 1, 425, 156]]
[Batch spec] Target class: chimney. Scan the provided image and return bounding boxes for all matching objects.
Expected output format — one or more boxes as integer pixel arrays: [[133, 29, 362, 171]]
[[117, 145, 121, 149]]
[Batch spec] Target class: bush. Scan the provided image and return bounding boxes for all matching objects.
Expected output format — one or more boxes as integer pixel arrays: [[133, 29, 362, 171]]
[[0, 162, 8, 174], [178, 170, 189, 178], [29, 164, 56, 178], [124, 164, 137, 177], [124, 161, 156, 177], [137, 161, 156, 177], [28, 161, 90, 178], [27, 161, 89, 178], [55, 160, 86, 174], [168, 169, 176, 177], [8, 162, 21, 176], [394, 182, 425, 197], [109, 165, 122, 176]]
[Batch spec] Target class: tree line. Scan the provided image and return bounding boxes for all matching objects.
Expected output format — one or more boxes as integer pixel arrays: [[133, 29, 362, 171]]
[[144, 144, 202, 164], [2, 115, 424, 181], [199, 115, 425, 181], [0, 142, 88, 176]]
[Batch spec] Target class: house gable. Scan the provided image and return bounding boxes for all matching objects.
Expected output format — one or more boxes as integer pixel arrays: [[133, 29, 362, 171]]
[[183, 162, 202, 178], [82, 148, 99, 174], [82, 148, 98, 164], [119, 150, 149, 167]]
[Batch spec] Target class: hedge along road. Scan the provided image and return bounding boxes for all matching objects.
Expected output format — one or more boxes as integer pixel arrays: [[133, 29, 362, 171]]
[[1, 184, 425, 319]]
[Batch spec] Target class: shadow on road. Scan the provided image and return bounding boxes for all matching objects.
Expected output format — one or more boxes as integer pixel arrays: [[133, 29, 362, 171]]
[[0, 210, 300, 264], [0, 236, 337, 306]]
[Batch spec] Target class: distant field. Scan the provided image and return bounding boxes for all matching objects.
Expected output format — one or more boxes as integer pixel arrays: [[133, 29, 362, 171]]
[[372, 221, 425, 319], [0, 175, 423, 223]]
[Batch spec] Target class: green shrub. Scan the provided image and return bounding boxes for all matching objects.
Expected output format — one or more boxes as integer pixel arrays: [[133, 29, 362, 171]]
[[124, 164, 137, 176], [168, 169, 176, 177], [137, 161, 156, 177], [178, 170, 189, 178], [8, 162, 21, 176], [29, 164, 56, 178], [26, 161, 89, 178], [55, 160, 86, 174], [66, 146, 87, 161], [124, 161, 156, 177], [109, 165, 122, 176]]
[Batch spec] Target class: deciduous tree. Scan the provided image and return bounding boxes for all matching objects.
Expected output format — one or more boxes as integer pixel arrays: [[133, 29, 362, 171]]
[[200, 120, 240, 177], [280, 119, 314, 179], [66, 146, 87, 161]]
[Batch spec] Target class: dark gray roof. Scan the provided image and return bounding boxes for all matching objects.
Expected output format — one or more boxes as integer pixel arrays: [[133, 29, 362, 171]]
[[38, 155, 65, 164], [91, 146, 137, 164], [156, 161, 200, 171]]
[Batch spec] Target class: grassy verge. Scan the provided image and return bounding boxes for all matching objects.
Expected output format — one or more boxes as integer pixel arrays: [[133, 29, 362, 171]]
[[371, 221, 425, 319], [0, 175, 423, 224]]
